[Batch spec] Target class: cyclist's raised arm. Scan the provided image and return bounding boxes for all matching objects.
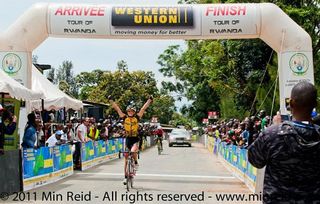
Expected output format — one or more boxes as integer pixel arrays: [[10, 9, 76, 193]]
[[137, 96, 153, 118], [109, 96, 126, 118]]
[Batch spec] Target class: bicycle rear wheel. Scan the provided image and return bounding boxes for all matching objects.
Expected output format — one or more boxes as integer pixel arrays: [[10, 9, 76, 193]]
[[157, 143, 161, 155], [131, 178, 134, 188]]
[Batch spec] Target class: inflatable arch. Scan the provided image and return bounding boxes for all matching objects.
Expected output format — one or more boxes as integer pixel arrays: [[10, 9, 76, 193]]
[[0, 3, 314, 114]]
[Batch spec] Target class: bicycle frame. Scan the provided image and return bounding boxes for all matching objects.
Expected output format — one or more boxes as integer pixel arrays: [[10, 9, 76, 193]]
[[157, 138, 161, 155], [122, 149, 136, 191]]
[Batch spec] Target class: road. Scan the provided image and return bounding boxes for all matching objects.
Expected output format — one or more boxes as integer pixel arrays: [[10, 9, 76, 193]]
[[5, 141, 260, 204]]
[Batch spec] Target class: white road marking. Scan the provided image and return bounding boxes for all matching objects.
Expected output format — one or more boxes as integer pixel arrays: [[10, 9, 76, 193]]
[[77, 172, 235, 179]]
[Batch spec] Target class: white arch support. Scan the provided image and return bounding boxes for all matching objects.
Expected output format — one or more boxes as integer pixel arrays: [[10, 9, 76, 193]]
[[0, 3, 314, 114]]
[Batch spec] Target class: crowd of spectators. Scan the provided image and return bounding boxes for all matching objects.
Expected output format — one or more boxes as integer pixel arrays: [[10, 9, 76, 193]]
[[22, 114, 158, 148], [204, 110, 272, 148], [20, 113, 159, 168]]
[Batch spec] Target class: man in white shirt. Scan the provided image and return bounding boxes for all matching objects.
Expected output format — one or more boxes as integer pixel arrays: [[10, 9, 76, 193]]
[[73, 118, 89, 169], [76, 118, 89, 143], [46, 130, 63, 147], [60, 128, 68, 143]]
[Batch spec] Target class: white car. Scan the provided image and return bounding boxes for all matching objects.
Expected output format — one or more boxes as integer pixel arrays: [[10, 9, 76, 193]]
[[168, 129, 191, 147]]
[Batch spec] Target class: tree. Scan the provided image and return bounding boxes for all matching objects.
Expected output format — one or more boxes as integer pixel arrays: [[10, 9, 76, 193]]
[[58, 80, 70, 93], [56, 60, 78, 97], [117, 60, 129, 72], [146, 95, 176, 124], [169, 112, 197, 129], [76, 69, 104, 100], [157, 38, 274, 122], [222, 39, 273, 115], [46, 68, 56, 83], [204, 0, 319, 86], [91, 69, 159, 120], [159, 0, 320, 121], [158, 0, 320, 121], [272, 0, 320, 95], [158, 40, 275, 120], [76, 60, 176, 123], [157, 43, 222, 123]]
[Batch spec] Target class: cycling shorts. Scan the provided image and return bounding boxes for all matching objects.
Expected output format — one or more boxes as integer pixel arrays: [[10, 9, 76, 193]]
[[126, 137, 140, 150]]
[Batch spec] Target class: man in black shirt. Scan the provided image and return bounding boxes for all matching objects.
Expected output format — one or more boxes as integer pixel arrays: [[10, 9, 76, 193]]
[[0, 106, 17, 155], [248, 81, 320, 203]]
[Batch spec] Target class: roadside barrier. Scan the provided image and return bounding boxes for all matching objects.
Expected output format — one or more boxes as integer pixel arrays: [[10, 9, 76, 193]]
[[80, 138, 124, 171], [23, 144, 74, 191], [207, 136, 257, 192], [22, 136, 155, 191]]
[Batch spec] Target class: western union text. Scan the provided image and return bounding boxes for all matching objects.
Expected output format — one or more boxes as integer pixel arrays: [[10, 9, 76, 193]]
[[112, 7, 193, 27], [114, 7, 179, 15]]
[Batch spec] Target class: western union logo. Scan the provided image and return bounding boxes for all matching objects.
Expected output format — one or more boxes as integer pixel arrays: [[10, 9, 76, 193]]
[[112, 7, 193, 27]]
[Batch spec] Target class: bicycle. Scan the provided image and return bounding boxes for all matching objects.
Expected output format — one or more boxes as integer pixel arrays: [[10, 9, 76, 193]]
[[155, 136, 163, 155], [121, 148, 136, 191]]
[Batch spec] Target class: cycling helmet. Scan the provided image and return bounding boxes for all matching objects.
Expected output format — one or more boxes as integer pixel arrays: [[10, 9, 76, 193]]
[[126, 105, 136, 112]]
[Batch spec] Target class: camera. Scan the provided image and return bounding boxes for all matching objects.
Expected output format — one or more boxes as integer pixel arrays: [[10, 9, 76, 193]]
[[281, 114, 291, 122]]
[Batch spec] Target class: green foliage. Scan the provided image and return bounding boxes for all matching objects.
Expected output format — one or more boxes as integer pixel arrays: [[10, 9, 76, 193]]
[[147, 95, 176, 124], [273, 0, 320, 89], [220, 93, 249, 119], [116, 60, 129, 72], [158, 39, 273, 122], [43, 59, 79, 98], [56, 60, 78, 98], [90, 70, 158, 109], [223, 39, 273, 114], [157, 42, 222, 123], [76, 61, 176, 123], [169, 112, 197, 129], [76, 69, 104, 100], [58, 80, 70, 94], [158, 0, 318, 122], [47, 60, 78, 98]]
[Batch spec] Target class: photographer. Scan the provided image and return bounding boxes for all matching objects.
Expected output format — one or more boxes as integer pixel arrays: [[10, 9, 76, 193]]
[[0, 105, 17, 154], [248, 81, 320, 203]]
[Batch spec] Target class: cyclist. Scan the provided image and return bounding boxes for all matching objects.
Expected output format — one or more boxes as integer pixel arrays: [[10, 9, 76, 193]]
[[154, 126, 164, 151], [108, 96, 153, 185], [138, 123, 146, 151]]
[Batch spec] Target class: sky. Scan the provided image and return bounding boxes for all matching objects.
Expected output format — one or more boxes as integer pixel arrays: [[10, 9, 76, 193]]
[[0, 0, 189, 108]]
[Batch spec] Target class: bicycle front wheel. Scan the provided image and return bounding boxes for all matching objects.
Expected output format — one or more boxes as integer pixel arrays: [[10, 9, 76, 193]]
[[126, 159, 131, 191], [130, 158, 135, 188]]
